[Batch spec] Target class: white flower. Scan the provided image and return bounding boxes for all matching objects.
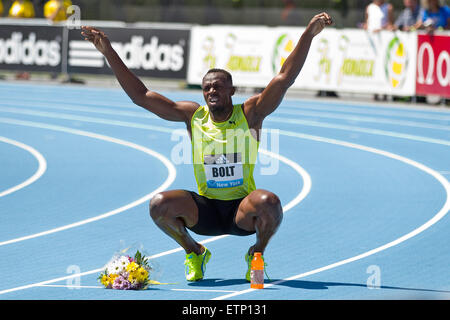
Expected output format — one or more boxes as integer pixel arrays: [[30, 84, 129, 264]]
[[105, 255, 130, 275], [117, 256, 130, 272]]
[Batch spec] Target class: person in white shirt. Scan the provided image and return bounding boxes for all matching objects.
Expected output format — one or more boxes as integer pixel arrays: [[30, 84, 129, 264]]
[[363, 0, 395, 31]]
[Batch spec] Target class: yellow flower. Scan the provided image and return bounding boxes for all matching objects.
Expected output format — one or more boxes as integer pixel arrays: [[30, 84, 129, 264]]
[[128, 272, 138, 282], [101, 275, 109, 287], [101, 274, 118, 288], [108, 274, 118, 287], [126, 262, 139, 273], [137, 267, 149, 282]]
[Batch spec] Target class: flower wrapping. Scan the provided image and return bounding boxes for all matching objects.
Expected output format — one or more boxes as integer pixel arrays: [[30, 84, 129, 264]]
[[98, 250, 151, 290]]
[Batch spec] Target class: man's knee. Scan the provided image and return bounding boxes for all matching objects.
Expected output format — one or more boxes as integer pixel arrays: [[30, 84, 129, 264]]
[[149, 190, 197, 226], [252, 190, 283, 222], [260, 191, 281, 207], [149, 192, 168, 221]]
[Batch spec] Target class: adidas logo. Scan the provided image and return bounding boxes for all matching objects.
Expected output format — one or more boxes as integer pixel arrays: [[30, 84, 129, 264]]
[[215, 154, 229, 164]]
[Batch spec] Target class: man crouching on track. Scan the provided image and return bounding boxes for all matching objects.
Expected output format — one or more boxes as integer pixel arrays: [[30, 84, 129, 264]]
[[81, 12, 333, 282]]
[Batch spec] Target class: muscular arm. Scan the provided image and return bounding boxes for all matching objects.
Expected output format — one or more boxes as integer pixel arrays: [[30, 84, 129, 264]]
[[244, 13, 333, 127], [81, 26, 198, 123]]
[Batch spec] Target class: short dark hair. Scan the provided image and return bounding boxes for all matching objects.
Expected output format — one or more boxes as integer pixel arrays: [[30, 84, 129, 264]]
[[203, 68, 233, 86]]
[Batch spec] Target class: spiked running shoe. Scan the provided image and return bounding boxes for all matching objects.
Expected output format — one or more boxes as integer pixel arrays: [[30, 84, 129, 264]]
[[184, 246, 211, 281]]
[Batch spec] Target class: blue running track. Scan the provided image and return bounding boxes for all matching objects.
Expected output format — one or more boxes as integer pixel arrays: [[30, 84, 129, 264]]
[[0, 82, 449, 300]]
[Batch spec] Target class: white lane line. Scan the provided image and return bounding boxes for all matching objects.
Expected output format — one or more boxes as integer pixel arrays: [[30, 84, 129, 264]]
[[2, 100, 450, 132], [0, 102, 160, 120], [281, 99, 450, 119], [0, 136, 47, 197], [1, 81, 449, 119], [39, 284, 103, 289], [0, 107, 175, 133], [170, 289, 237, 293], [0, 118, 177, 247], [267, 116, 450, 146], [0, 107, 449, 147], [275, 109, 450, 131], [38, 284, 237, 293], [0, 131, 311, 296], [212, 130, 450, 300], [1, 82, 449, 115]]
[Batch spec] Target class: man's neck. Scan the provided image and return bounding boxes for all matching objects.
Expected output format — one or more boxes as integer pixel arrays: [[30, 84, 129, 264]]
[[210, 104, 234, 123]]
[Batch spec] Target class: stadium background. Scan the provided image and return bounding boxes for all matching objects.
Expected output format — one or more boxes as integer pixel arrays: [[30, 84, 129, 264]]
[[1, 1, 388, 27]]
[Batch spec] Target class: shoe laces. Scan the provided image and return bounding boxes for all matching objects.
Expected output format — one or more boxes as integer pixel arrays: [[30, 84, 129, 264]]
[[247, 254, 271, 281]]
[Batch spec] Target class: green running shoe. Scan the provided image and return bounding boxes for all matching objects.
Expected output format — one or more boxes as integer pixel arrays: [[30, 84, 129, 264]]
[[245, 252, 268, 282], [184, 246, 211, 281]]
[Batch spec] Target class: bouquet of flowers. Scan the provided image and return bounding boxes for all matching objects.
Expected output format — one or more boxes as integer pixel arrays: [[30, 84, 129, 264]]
[[98, 250, 151, 290]]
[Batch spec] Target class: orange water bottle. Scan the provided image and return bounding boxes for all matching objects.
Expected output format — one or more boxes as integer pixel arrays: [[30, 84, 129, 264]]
[[250, 252, 264, 289]]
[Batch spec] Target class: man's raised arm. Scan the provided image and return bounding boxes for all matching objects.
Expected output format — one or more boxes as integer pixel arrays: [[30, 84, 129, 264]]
[[81, 26, 198, 123], [245, 13, 333, 123]]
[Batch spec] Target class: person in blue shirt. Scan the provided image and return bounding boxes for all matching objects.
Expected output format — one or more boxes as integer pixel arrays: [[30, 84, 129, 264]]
[[395, 0, 424, 31], [416, 0, 450, 30]]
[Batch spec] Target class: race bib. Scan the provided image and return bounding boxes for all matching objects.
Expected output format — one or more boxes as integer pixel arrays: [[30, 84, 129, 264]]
[[204, 153, 243, 189]]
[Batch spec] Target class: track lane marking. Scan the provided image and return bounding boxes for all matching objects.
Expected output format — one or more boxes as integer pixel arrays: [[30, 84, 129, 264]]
[[0, 118, 176, 247], [0, 136, 47, 198]]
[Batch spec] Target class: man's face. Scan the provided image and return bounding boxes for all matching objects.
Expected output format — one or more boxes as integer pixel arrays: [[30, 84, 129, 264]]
[[202, 72, 235, 112]]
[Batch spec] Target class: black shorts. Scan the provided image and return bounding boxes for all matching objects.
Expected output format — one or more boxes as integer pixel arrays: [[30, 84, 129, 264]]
[[186, 191, 255, 237]]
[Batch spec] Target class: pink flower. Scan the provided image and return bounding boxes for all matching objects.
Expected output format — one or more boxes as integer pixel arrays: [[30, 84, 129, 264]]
[[112, 275, 131, 290]]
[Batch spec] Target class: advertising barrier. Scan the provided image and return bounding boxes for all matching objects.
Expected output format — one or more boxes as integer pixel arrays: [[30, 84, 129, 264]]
[[0, 21, 190, 80], [288, 29, 417, 96], [187, 25, 274, 88], [67, 26, 190, 78], [0, 24, 63, 73], [416, 33, 450, 98], [188, 26, 419, 96]]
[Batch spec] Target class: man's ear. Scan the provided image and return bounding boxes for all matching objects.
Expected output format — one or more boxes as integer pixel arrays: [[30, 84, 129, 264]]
[[231, 86, 236, 96]]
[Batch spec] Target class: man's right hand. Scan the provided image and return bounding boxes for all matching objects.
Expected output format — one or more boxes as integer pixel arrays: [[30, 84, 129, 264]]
[[81, 26, 112, 55], [304, 12, 333, 38]]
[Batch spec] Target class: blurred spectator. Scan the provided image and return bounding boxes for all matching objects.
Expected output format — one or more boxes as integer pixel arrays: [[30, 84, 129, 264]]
[[8, 0, 35, 18], [363, 0, 395, 31], [395, 0, 423, 31], [281, 0, 295, 21], [281, 0, 301, 25], [363, 1, 394, 101], [44, 0, 72, 23], [415, 0, 450, 30]]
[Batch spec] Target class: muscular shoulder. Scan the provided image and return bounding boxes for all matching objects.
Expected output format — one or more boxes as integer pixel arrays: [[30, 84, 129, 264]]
[[177, 100, 201, 123]]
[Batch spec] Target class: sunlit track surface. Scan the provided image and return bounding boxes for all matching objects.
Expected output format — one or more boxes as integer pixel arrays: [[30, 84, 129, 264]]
[[0, 82, 449, 300]]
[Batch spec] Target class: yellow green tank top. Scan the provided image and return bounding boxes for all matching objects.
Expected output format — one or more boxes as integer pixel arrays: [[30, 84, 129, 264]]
[[191, 104, 259, 200]]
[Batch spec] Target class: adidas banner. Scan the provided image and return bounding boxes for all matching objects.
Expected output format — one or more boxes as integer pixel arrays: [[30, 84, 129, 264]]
[[0, 24, 63, 73], [67, 26, 190, 79]]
